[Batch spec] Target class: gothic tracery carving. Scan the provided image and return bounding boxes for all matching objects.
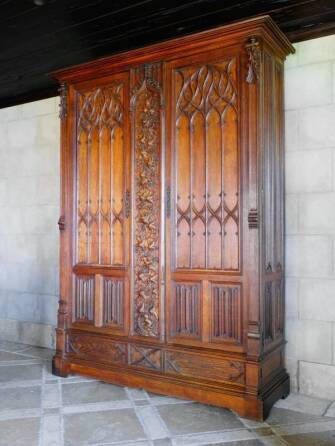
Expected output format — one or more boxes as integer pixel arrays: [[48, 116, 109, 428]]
[[76, 83, 125, 265], [174, 61, 239, 270]]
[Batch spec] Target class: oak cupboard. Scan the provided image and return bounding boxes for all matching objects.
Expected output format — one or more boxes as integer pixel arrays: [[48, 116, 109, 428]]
[[52, 15, 294, 420]]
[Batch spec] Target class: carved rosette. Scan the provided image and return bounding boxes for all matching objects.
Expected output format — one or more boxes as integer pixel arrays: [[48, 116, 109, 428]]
[[132, 64, 162, 337], [246, 37, 261, 84]]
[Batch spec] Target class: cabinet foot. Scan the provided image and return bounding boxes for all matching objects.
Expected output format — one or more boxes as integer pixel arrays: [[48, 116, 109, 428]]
[[262, 373, 290, 420], [52, 355, 70, 378]]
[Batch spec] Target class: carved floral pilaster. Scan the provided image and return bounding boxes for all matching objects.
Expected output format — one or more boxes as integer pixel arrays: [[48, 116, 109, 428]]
[[131, 63, 162, 337]]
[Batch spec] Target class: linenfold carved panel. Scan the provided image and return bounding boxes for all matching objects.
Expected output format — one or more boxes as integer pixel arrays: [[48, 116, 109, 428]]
[[76, 81, 126, 266], [165, 351, 244, 384], [211, 284, 242, 343], [73, 276, 94, 323], [103, 278, 124, 327], [274, 279, 284, 339], [131, 63, 162, 338], [263, 56, 284, 274], [264, 281, 273, 343], [170, 282, 201, 339], [173, 60, 239, 270], [264, 279, 284, 346]]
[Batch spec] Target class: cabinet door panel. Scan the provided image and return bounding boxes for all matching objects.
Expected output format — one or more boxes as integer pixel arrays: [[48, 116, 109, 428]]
[[75, 80, 128, 266], [71, 72, 131, 335], [166, 49, 242, 349], [171, 58, 239, 271]]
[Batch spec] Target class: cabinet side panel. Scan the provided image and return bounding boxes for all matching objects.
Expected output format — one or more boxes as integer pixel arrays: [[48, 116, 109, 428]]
[[261, 53, 285, 353]]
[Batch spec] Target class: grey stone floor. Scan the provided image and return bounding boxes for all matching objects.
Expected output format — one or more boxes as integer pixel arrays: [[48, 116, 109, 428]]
[[1, 341, 335, 445]]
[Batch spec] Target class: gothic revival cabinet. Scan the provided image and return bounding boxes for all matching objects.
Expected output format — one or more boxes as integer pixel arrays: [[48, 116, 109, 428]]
[[53, 16, 294, 420]]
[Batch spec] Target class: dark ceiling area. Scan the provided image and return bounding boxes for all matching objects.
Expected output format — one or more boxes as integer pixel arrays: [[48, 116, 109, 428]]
[[1, 0, 335, 108]]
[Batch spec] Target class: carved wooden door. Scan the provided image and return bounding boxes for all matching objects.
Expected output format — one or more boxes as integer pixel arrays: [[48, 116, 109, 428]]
[[68, 72, 131, 335], [165, 48, 243, 350]]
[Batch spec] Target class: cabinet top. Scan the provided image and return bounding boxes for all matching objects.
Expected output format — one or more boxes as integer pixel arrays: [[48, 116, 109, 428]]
[[51, 15, 294, 83]]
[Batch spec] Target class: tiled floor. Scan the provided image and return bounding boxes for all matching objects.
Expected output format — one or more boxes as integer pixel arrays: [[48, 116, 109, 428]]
[[1, 341, 335, 446]]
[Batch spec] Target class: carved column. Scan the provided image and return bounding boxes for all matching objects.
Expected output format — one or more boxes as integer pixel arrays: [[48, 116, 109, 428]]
[[53, 81, 70, 376], [245, 37, 263, 359]]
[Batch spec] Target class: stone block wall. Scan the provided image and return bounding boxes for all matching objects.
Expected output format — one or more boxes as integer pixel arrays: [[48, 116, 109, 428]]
[[0, 98, 59, 348], [0, 34, 335, 397], [284, 34, 335, 399]]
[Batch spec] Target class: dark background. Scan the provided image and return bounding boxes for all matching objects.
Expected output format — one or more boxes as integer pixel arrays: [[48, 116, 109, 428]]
[[1, 0, 335, 108]]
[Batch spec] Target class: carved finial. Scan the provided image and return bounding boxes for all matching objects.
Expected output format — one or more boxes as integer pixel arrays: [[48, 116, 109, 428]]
[[246, 37, 261, 84], [58, 82, 68, 120]]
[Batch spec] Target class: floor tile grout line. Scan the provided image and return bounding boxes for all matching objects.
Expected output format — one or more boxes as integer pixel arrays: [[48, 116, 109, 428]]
[[170, 427, 260, 437], [113, 388, 260, 442], [270, 419, 335, 438], [0, 380, 43, 389], [0, 409, 41, 422], [3, 348, 335, 446], [322, 400, 333, 416], [0, 360, 43, 366], [0, 348, 45, 358], [62, 401, 134, 414], [0, 345, 40, 353], [150, 402, 173, 439], [125, 387, 154, 444], [267, 417, 335, 428], [160, 427, 267, 446], [58, 375, 65, 446], [236, 412, 293, 445], [0, 346, 54, 360], [39, 364, 46, 446], [259, 435, 290, 446]]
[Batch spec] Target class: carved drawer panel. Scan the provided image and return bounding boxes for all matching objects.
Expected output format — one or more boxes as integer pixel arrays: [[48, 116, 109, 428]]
[[165, 351, 244, 385], [129, 345, 162, 371], [66, 333, 127, 364]]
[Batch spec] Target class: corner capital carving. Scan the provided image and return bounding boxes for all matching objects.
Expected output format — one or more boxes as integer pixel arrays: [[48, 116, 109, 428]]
[[59, 82, 68, 120], [245, 37, 261, 84]]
